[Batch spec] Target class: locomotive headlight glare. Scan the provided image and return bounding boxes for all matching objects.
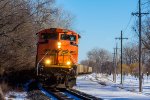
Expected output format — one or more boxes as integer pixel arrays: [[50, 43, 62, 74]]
[[57, 42, 61, 49], [45, 59, 51, 65], [58, 45, 61, 49], [66, 61, 71, 65], [57, 42, 61, 46]]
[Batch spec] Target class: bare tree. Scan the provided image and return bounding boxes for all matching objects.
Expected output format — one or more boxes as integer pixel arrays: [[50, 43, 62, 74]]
[[86, 48, 112, 73], [0, 0, 75, 75], [123, 42, 150, 74], [132, 0, 150, 74], [50, 8, 75, 29], [123, 43, 139, 65], [0, 0, 37, 74]]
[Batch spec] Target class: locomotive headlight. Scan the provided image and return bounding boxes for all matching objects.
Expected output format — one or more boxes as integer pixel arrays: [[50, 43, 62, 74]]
[[66, 61, 71, 65], [58, 45, 61, 49], [57, 42, 61, 49], [57, 42, 61, 46], [45, 59, 51, 65]]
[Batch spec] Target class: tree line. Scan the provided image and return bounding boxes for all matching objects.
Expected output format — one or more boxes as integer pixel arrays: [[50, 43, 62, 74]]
[[0, 0, 75, 97], [80, 43, 150, 76], [80, 48, 113, 74], [0, 0, 74, 75]]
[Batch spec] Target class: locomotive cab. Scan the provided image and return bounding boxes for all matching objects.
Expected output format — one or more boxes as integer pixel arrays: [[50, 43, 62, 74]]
[[36, 28, 80, 88]]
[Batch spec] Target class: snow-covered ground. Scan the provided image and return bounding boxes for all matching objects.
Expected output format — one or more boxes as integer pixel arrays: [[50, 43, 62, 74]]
[[74, 73, 150, 100], [5, 91, 28, 100], [109, 74, 150, 96], [4, 74, 150, 100]]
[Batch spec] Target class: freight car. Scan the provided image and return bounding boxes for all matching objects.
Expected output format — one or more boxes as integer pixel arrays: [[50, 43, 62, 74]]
[[35, 28, 80, 88], [77, 64, 92, 75]]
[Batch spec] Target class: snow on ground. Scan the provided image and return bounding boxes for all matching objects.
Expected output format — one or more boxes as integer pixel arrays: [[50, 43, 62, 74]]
[[4, 74, 150, 100], [108, 74, 150, 96], [5, 91, 28, 100], [74, 73, 150, 100]]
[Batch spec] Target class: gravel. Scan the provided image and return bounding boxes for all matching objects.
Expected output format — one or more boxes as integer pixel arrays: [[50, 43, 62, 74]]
[[27, 90, 51, 100]]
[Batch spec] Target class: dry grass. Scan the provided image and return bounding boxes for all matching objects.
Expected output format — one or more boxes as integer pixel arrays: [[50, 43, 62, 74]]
[[0, 85, 5, 100], [0, 82, 10, 94]]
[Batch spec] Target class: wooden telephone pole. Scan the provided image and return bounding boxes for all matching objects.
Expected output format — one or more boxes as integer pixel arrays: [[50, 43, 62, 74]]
[[132, 0, 149, 92], [113, 43, 119, 83], [116, 31, 128, 84]]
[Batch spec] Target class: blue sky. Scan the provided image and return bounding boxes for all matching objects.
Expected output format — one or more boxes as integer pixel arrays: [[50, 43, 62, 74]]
[[56, 0, 139, 62]]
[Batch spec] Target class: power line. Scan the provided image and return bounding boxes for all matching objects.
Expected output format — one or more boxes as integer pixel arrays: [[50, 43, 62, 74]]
[[141, 1, 150, 5], [122, 1, 139, 34], [123, 15, 133, 33]]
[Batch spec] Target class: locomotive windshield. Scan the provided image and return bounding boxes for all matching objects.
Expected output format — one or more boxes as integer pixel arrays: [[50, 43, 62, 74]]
[[41, 33, 58, 40], [61, 34, 76, 41]]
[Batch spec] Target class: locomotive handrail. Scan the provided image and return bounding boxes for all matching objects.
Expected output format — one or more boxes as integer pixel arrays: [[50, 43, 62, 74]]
[[36, 50, 50, 76], [69, 53, 78, 65]]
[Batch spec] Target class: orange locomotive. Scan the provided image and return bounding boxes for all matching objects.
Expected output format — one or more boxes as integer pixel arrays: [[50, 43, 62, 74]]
[[36, 28, 80, 88]]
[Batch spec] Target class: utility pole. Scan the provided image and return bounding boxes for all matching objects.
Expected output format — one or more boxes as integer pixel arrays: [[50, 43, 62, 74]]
[[114, 43, 119, 83], [113, 44, 119, 83], [113, 48, 116, 82], [116, 31, 128, 85], [132, 0, 149, 92], [139, 0, 142, 92]]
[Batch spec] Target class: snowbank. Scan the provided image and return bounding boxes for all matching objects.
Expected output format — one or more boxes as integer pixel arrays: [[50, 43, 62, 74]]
[[74, 73, 150, 100]]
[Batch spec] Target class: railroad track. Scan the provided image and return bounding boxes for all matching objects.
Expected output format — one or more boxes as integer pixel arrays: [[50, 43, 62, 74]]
[[43, 87, 101, 100], [63, 88, 101, 100], [25, 81, 102, 100]]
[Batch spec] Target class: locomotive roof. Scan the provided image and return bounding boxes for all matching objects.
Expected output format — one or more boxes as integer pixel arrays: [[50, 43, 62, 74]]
[[37, 28, 77, 35]]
